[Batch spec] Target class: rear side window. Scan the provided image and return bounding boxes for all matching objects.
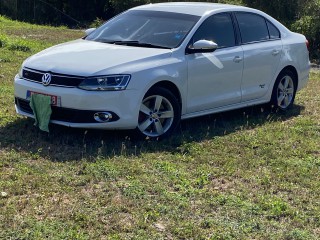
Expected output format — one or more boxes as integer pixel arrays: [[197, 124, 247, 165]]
[[235, 12, 269, 44], [192, 13, 235, 48], [267, 20, 280, 39]]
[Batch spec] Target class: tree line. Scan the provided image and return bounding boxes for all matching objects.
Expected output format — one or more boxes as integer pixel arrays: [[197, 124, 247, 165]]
[[0, 0, 319, 60]]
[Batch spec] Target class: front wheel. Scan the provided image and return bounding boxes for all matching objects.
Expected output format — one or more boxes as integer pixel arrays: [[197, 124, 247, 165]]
[[271, 70, 297, 111], [137, 87, 181, 139]]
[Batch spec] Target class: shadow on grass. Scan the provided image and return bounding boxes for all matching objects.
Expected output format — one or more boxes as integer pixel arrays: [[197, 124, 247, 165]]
[[0, 104, 304, 161]]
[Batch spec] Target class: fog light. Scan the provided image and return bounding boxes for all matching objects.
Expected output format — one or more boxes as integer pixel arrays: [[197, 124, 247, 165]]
[[94, 112, 113, 122]]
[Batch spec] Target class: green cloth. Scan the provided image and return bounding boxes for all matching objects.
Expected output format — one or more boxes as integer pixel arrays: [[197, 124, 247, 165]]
[[29, 94, 52, 132]]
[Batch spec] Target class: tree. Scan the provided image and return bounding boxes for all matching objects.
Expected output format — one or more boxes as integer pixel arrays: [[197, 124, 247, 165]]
[[242, 0, 300, 24]]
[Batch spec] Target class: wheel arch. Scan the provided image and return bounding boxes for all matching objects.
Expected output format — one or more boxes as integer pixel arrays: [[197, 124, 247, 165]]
[[146, 80, 182, 109], [278, 65, 298, 90], [138, 82, 182, 138]]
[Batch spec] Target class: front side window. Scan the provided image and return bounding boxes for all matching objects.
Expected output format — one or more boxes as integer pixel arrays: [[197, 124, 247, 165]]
[[191, 13, 236, 48], [86, 10, 200, 49], [236, 12, 269, 44]]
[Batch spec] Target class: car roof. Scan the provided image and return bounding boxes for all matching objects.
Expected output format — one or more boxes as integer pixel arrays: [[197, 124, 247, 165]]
[[130, 2, 290, 34], [131, 2, 250, 16]]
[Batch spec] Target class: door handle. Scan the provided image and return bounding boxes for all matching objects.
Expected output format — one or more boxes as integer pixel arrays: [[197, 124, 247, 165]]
[[272, 50, 280, 56], [233, 56, 242, 63]]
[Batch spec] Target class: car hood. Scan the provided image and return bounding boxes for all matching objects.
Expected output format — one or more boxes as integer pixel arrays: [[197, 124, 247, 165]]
[[24, 39, 172, 76]]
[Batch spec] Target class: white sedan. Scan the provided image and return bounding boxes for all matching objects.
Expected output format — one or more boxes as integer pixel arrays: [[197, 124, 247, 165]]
[[14, 2, 310, 138]]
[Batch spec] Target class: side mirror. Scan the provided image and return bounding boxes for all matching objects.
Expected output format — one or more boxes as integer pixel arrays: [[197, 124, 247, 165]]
[[186, 40, 218, 54], [84, 28, 96, 36]]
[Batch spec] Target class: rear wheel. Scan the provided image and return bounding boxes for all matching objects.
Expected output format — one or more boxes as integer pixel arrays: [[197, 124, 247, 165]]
[[271, 70, 297, 111], [137, 87, 181, 139]]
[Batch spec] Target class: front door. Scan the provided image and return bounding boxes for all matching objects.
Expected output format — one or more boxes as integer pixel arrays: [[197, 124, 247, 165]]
[[186, 13, 244, 113]]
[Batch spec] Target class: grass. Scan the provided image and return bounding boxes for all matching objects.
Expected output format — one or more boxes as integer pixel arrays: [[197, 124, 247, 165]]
[[0, 15, 319, 239]]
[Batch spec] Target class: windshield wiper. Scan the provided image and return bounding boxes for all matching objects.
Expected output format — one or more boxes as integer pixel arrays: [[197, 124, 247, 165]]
[[102, 40, 170, 49]]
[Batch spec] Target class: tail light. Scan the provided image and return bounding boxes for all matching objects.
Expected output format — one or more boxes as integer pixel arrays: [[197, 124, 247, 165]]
[[306, 39, 310, 51]]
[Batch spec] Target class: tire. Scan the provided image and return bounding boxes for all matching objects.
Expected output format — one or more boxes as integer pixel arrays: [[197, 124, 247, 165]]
[[270, 70, 297, 111], [137, 87, 181, 139]]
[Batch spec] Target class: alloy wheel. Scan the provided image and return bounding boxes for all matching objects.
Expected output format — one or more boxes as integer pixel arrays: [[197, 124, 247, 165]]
[[138, 95, 174, 137], [277, 75, 294, 109]]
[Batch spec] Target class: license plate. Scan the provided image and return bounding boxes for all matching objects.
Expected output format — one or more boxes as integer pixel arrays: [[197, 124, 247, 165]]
[[26, 90, 61, 107]]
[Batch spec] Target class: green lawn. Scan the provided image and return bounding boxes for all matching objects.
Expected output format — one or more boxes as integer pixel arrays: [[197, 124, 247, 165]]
[[0, 15, 319, 239]]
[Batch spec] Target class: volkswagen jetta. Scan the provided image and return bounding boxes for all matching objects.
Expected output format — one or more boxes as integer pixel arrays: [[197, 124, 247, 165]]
[[14, 2, 310, 138]]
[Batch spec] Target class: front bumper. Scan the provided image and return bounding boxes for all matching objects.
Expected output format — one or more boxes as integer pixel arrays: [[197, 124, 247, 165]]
[[14, 75, 140, 130]]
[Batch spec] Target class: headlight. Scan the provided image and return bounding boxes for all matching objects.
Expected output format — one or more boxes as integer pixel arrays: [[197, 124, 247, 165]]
[[18, 66, 23, 78], [78, 75, 131, 91]]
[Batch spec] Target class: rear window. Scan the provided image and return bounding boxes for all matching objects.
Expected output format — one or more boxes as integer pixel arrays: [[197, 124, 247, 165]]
[[235, 12, 269, 44], [267, 20, 281, 39]]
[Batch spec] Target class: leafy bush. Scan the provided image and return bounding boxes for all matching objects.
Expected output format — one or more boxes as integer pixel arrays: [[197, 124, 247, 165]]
[[242, 0, 301, 24], [89, 17, 105, 28], [0, 34, 35, 52], [8, 41, 32, 52], [291, 1, 320, 62], [0, 34, 9, 48]]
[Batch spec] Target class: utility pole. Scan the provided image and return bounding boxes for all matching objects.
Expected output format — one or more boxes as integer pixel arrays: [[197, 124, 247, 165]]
[[16, 0, 18, 20], [34, 0, 36, 22]]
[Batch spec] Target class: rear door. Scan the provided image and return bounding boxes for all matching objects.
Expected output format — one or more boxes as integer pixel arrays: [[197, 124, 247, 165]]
[[235, 12, 282, 102]]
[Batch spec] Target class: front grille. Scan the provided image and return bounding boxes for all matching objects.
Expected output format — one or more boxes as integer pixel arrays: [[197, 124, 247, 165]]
[[22, 68, 85, 87], [15, 98, 119, 123]]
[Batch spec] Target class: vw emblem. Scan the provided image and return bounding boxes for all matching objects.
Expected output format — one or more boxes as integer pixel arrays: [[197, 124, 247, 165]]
[[42, 73, 52, 86]]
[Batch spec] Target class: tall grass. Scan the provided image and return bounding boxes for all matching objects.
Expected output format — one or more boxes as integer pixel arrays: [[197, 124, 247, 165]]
[[0, 16, 319, 239]]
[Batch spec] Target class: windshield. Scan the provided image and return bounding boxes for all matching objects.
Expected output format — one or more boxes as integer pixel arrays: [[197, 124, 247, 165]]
[[86, 10, 200, 49]]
